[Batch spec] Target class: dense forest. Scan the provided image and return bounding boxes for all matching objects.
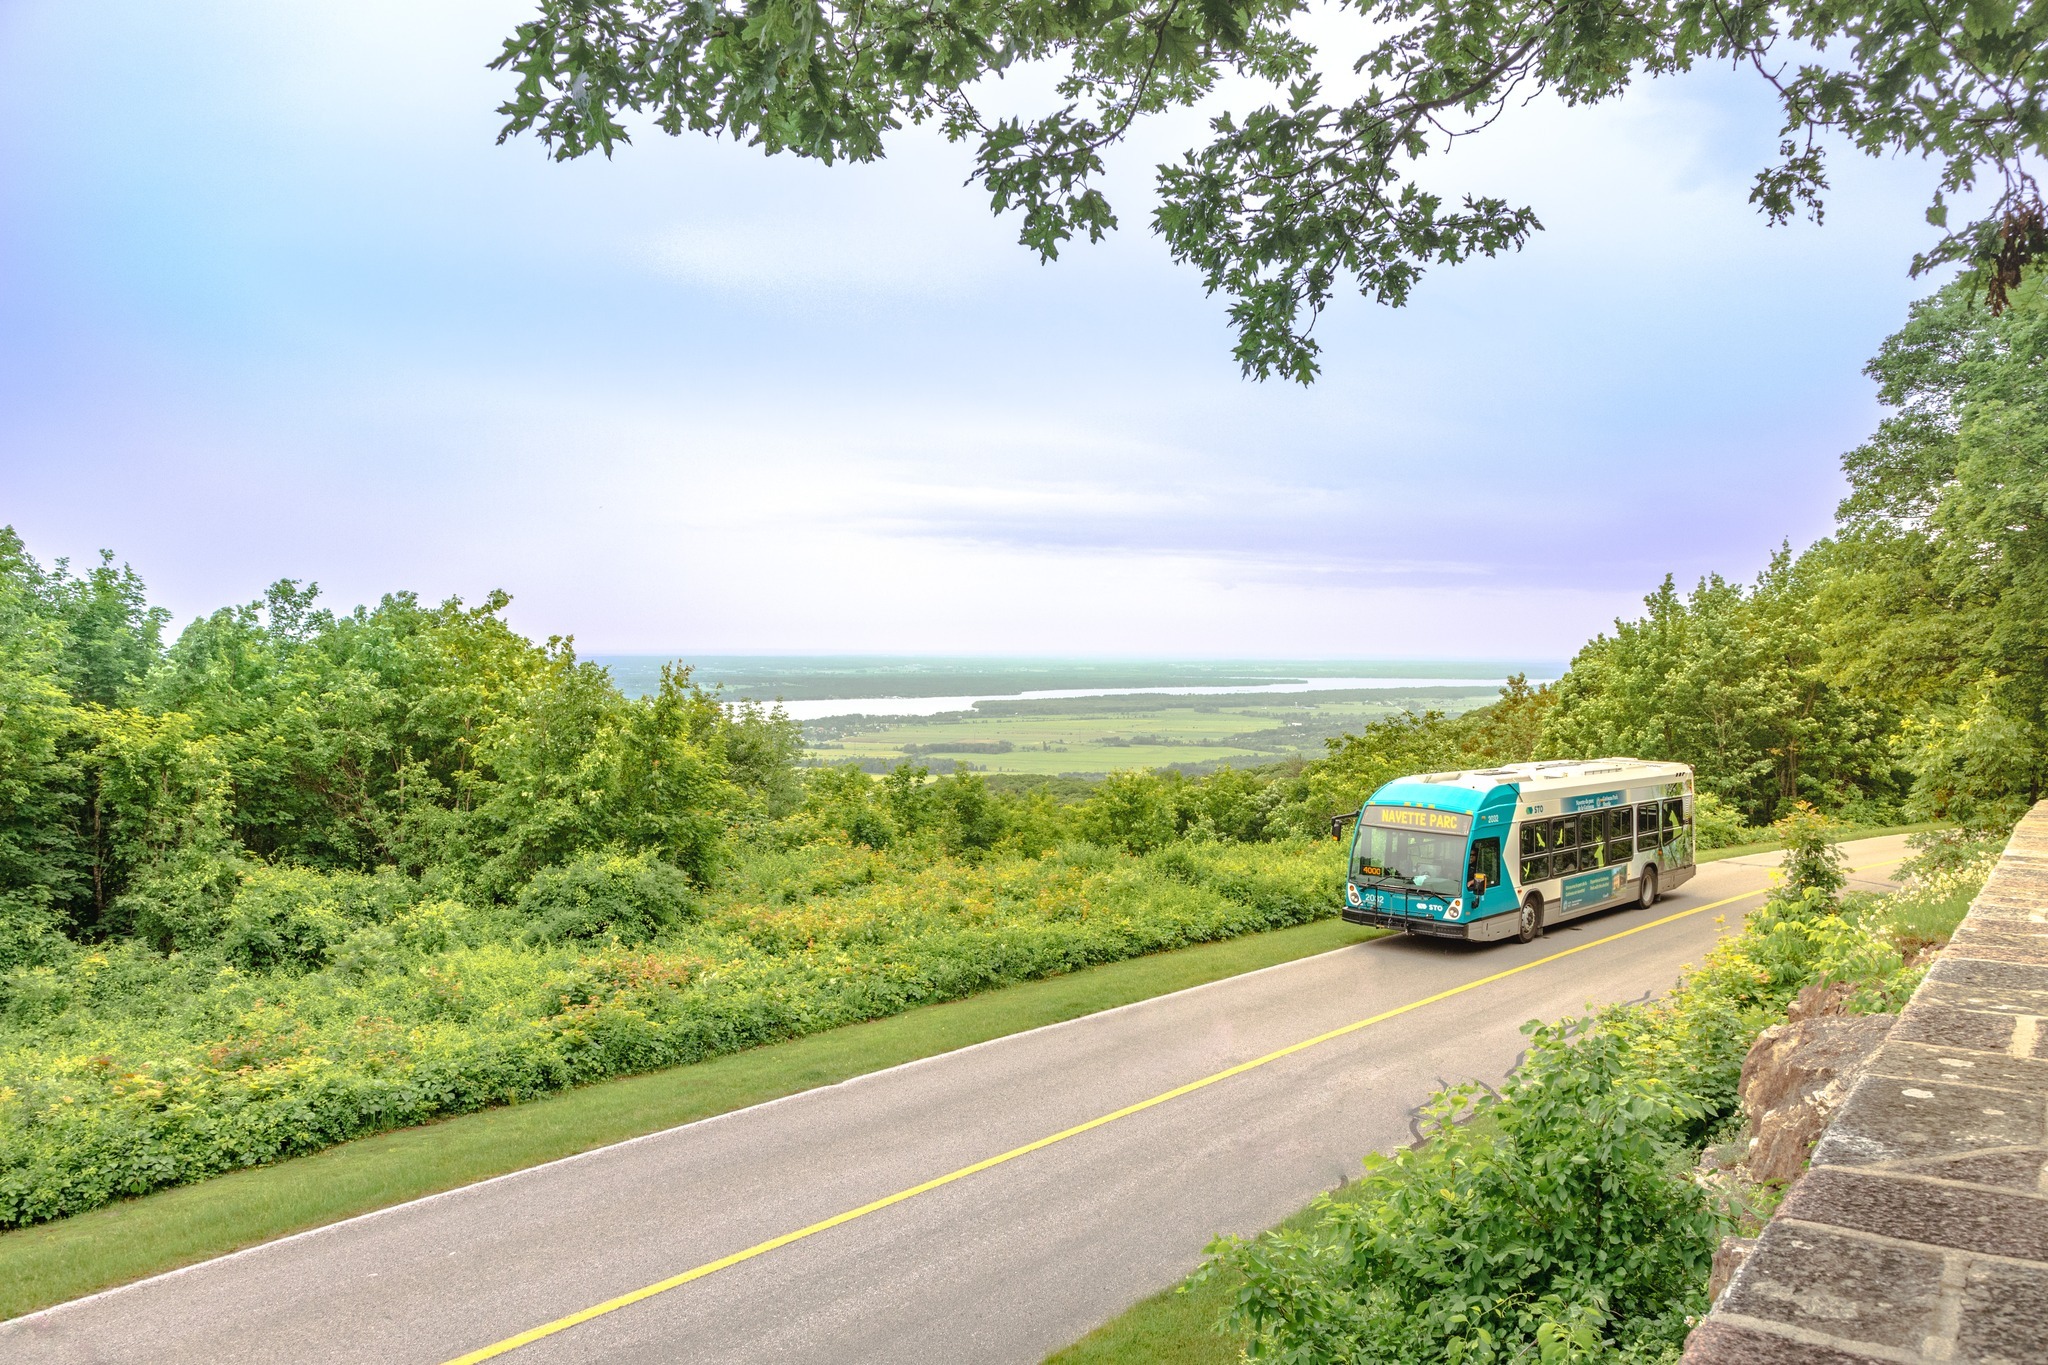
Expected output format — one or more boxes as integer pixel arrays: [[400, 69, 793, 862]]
[[0, 272, 2039, 1228]]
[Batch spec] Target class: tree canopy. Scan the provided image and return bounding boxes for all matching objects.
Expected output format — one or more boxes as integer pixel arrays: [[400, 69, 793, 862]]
[[494, 0, 2048, 380]]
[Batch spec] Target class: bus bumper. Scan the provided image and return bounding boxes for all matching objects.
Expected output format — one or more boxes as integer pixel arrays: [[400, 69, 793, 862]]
[[1342, 906, 1472, 939], [1341, 906, 1523, 941]]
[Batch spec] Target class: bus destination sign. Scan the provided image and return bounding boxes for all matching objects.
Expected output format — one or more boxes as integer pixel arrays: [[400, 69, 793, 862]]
[[1359, 805, 1473, 837]]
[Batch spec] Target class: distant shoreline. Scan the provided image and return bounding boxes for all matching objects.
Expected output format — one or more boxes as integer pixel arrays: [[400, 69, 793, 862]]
[[590, 655, 1563, 704]]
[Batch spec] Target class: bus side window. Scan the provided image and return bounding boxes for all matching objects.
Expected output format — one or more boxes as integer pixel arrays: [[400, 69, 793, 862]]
[[1578, 814, 1603, 863], [1636, 802, 1660, 851], [1548, 817, 1570, 873], [1518, 825, 1548, 883], [1468, 838, 1501, 895], [1605, 808, 1631, 864]]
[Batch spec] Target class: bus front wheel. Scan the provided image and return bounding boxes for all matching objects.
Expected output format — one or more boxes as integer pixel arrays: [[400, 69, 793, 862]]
[[1637, 867, 1658, 909], [1516, 894, 1543, 944]]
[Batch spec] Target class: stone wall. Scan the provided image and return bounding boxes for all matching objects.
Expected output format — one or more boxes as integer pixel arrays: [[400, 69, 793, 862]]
[[1683, 803, 2048, 1365]]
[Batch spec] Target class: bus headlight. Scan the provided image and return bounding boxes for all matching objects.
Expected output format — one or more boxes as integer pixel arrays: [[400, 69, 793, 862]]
[[1346, 884, 1361, 907], [1446, 899, 1463, 919]]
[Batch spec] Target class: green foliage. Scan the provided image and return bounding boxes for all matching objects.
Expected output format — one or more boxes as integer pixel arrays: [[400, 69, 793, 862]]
[[1819, 273, 2048, 824], [1541, 554, 1897, 825], [0, 838, 1341, 1228], [1690, 793, 1753, 851], [494, 0, 2048, 380], [1214, 1016, 1722, 1364], [516, 851, 699, 944], [1772, 803, 1845, 900]]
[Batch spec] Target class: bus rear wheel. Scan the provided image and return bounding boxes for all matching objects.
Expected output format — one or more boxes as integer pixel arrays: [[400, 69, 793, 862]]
[[1516, 894, 1543, 944], [1637, 867, 1658, 909]]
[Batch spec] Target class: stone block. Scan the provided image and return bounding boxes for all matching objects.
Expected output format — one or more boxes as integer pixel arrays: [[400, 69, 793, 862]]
[[1811, 1074, 2047, 1167], [1890, 1005, 2018, 1053], [1681, 1317, 1899, 1364], [1930, 957, 2048, 995], [1865, 1039, 2048, 1094], [1781, 1167, 2048, 1262], [1957, 1259, 2048, 1365], [1949, 924, 2048, 958], [1719, 1219, 1946, 1350], [1917, 979, 2048, 1017], [1882, 1146, 2048, 1192]]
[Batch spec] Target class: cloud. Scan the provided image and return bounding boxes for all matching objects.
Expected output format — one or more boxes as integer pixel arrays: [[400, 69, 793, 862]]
[[644, 217, 1001, 298]]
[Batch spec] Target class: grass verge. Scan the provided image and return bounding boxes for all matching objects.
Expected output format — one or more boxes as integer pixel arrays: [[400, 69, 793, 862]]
[[1698, 821, 1945, 864], [0, 916, 1383, 1321]]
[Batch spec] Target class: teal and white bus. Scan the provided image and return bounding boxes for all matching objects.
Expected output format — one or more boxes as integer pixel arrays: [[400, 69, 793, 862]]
[[1337, 759, 1696, 943]]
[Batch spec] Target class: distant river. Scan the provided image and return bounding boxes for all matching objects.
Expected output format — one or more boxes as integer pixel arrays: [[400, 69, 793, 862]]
[[780, 677, 1514, 720]]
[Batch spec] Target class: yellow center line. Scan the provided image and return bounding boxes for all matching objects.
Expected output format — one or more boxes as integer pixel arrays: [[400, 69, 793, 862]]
[[444, 855, 1906, 1364]]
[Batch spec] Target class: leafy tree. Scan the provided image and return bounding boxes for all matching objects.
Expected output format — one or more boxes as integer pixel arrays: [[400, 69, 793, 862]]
[[41, 551, 168, 708], [1823, 272, 2048, 820], [494, 0, 2048, 380], [1543, 555, 1894, 824], [1079, 770, 1181, 852], [76, 706, 239, 942], [1454, 672, 1552, 764], [0, 531, 83, 963]]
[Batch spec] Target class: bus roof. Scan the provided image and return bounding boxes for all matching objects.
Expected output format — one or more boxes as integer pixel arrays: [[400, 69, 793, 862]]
[[1367, 758, 1692, 811]]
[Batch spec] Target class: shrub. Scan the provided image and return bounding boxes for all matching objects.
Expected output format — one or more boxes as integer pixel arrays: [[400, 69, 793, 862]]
[[515, 851, 698, 944], [1691, 792, 1752, 850], [1213, 1020, 1724, 1364], [1772, 802, 1845, 901]]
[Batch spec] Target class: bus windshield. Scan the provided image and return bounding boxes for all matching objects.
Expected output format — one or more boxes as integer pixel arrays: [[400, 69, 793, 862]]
[[1351, 823, 1468, 892]]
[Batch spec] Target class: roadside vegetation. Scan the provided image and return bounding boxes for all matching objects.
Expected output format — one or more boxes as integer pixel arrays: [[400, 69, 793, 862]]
[[1057, 814, 2005, 1365], [0, 917, 1383, 1320]]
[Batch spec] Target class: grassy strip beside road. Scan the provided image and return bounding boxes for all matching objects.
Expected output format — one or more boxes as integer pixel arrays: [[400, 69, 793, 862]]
[[1697, 822, 1945, 864], [0, 917, 1382, 1321]]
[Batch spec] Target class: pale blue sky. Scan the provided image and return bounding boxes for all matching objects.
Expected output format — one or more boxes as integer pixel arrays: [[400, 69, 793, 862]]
[[0, 1, 1960, 658]]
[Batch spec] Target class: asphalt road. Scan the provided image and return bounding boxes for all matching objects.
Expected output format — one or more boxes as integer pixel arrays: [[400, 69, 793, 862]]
[[2, 837, 1911, 1365]]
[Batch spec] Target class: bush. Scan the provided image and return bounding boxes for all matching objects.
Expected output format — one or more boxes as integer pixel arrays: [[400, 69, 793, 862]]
[[1214, 1019, 1723, 1364], [516, 852, 698, 944], [1772, 802, 1845, 900], [1691, 792, 1753, 850]]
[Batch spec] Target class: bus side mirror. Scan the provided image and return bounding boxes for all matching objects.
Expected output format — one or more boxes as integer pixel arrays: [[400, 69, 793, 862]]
[[1330, 812, 1359, 840]]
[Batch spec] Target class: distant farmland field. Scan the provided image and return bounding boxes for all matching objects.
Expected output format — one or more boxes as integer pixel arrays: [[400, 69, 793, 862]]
[[802, 687, 1502, 776]]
